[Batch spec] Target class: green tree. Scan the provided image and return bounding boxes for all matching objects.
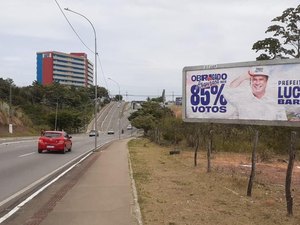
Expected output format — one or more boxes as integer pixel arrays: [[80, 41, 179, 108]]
[[1, 78, 110, 133], [0, 78, 15, 102], [128, 101, 173, 135], [151, 96, 164, 102], [131, 114, 156, 134], [115, 94, 123, 101], [161, 117, 184, 144], [252, 4, 300, 60]]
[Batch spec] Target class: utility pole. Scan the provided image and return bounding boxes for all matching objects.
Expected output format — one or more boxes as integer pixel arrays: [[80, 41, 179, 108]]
[[55, 100, 58, 131]]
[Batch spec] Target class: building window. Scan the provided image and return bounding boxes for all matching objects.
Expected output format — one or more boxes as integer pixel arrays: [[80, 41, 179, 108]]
[[43, 53, 51, 58]]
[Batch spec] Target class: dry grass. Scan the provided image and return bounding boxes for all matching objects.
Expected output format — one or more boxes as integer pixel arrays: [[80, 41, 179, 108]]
[[0, 125, 37, 137], [128, 138, 300, 225]]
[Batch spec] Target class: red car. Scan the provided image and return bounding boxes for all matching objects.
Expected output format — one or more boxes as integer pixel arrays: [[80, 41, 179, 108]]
[[38, 131, 72, 154]]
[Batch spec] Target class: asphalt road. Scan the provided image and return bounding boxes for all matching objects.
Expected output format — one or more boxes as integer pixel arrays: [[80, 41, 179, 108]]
[[0, 101, 134, 210]]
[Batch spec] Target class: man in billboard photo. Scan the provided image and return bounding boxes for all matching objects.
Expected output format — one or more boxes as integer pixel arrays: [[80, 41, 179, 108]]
[[224, 66, 287, 121]]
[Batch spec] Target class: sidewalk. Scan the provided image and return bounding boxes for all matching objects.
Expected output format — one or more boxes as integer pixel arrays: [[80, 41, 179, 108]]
[[39, 138, 140, 225]]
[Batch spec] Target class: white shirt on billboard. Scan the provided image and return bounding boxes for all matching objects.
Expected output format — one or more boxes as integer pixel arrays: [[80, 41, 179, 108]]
[[225, 87, 287, 120], [224, 66, 287, 121]]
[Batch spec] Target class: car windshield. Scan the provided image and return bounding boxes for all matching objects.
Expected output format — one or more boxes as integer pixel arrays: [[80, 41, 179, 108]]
[[44, 132, 62, 138]]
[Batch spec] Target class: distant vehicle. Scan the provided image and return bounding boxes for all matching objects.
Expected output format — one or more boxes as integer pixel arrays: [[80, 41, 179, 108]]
[[89, 130, 99, 137], [107, 130, 115, 135], [38, 131, 72, 154], [126, 124, 133, 130]]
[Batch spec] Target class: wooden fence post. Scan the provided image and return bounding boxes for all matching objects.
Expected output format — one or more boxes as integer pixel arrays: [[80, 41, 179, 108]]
[[285, 131, 297, 216], [207, 126, 213, 173], [247, 129, 258, 197]]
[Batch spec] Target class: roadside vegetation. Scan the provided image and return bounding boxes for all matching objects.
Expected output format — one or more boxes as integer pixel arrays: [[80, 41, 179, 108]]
[[0, 78, 109, 136], [129, 100, 300, 159]]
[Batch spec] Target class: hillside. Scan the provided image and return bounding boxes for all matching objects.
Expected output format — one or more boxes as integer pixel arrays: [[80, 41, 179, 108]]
[[0, 100, 36, 137]]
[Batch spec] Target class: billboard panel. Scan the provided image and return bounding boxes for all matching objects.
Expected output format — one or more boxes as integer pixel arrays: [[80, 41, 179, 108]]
[[182, 59, 300, 127]]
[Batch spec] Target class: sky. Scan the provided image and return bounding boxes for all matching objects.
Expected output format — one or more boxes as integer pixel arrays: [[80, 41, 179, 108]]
[[0, 0, 299, 101]]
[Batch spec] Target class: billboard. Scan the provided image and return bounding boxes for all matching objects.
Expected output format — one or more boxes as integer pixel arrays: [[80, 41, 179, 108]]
[[182, 59, 300, 127]]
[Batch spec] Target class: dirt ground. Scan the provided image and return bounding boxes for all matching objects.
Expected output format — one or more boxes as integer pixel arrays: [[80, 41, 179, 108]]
[[128, 138, 300, 225]]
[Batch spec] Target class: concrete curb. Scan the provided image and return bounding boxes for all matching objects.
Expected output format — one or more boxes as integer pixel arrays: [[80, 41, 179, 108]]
[[128, 144, 143, 225]]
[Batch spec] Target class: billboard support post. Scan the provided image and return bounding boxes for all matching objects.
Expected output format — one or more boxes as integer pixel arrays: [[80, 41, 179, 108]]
[[207, 124, 213, 173], [285, 131, 297, 216]]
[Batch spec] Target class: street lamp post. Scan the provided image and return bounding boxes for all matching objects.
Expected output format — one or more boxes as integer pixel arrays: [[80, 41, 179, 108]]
[[55, 100, 58, 131], [64, 8, 98, 151], [108, 78, 121, 139]]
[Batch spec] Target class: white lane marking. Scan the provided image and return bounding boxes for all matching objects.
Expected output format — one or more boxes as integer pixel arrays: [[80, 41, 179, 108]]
[[19, 152, 35, 158], [106, 104, 120, 131], [0, 141, 110, 224], [0, 151, 94, 224]]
